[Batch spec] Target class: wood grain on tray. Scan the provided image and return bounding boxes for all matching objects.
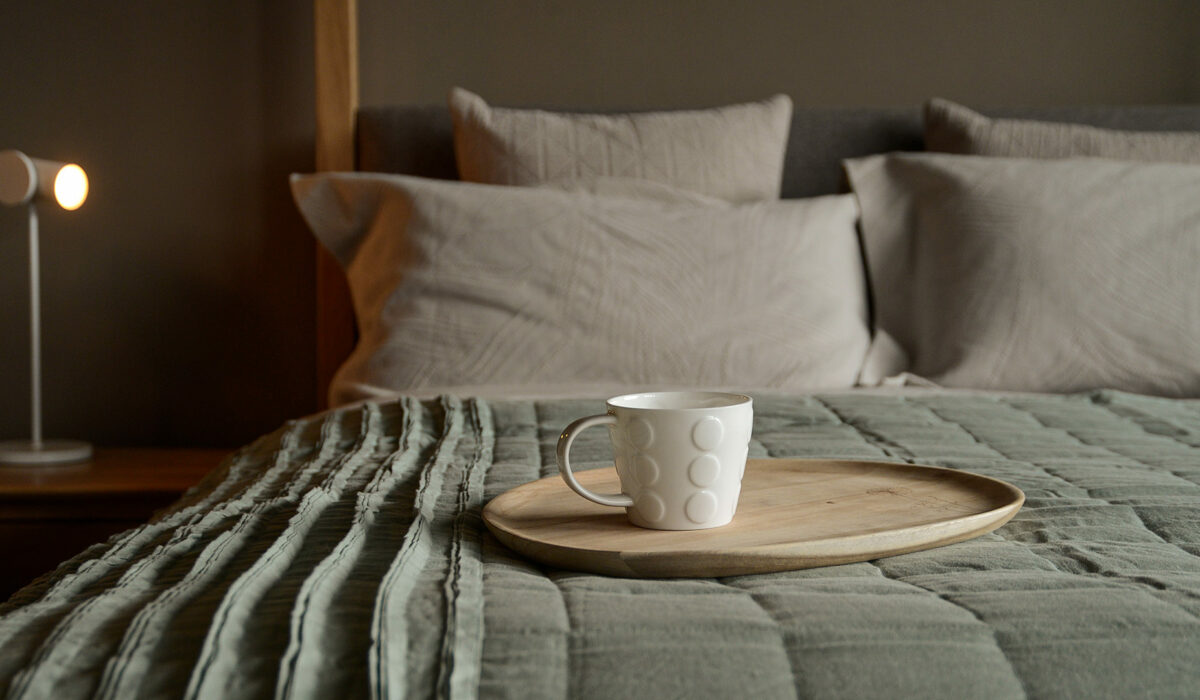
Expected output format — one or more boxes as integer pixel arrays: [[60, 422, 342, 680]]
[[483, 458, 1024, 577]]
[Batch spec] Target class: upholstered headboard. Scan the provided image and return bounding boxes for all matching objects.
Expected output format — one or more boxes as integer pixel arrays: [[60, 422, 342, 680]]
[[312, 0, 1200, 407], [357, 104, 1200, 197]]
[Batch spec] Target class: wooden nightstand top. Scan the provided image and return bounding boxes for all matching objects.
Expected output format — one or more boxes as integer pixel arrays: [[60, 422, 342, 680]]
[[0, 447, 230, 518], [0, 448, 231, 599]]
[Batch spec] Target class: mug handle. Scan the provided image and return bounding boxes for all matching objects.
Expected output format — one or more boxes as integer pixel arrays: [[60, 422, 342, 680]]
[[556, 414, 635, 508]]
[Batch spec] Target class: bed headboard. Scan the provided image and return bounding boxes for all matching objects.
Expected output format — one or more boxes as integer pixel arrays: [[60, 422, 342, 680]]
[[312, 0, 1200, 408]]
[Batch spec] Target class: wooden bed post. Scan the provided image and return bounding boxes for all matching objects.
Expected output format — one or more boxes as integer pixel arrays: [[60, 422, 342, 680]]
[[313, 0, 358, 409]]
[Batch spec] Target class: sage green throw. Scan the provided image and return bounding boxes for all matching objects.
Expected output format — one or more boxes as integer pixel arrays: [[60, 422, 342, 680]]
[[2, 391, 1199, 698]]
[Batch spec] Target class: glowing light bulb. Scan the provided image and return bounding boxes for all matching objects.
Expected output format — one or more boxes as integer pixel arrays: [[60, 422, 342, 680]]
[[54, 164, 88, 210]]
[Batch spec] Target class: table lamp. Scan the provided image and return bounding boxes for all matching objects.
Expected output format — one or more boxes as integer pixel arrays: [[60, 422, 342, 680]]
[[0, 149, 91, 465]]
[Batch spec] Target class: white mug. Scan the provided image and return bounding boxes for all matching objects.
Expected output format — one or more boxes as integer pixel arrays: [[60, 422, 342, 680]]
[[556, 391, 753, 530]]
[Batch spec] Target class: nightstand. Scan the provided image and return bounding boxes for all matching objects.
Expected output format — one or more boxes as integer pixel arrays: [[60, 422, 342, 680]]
[[0, 447, 229, 600]]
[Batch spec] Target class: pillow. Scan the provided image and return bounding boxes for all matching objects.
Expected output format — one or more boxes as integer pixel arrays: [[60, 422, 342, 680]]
[[845, 152, 1200, 397], [449, 87, 793, 202], [291, 173, 869, 405], [924, 97, 1200, 161]]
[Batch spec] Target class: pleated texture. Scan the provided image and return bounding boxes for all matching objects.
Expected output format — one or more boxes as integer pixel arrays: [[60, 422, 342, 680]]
[[2, 390, 1200, 699]]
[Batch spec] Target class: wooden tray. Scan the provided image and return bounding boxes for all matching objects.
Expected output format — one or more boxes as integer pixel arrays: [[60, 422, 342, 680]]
[[483, 458, 1024, 578]]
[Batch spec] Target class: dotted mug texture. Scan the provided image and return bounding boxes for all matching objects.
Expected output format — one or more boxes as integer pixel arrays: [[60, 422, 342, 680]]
[[559, 392, 753, 530], [625, 413, 749, 528]]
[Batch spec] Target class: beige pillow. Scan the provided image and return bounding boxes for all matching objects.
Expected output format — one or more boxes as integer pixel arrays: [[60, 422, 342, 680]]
[[449, 87, 793, 202], [924, 98, 1200, 161], [846, 152, 1200, 396], [291, 173, 869, 405]]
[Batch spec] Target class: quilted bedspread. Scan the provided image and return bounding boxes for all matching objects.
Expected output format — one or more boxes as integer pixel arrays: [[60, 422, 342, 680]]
[[1, 391, 1199, 699]]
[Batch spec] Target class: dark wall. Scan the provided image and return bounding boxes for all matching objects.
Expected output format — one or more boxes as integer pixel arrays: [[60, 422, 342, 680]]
[[0, 1, 316, 448], [0, 0, 1197, 449], [360, 0, 1200, 109]]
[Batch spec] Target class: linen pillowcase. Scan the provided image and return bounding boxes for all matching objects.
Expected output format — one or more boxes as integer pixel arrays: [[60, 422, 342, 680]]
[[291, 173, 869, 405], [846, 152, 1200, 396], [924, 97, 1200, 161], [449, 87, 793, 202]]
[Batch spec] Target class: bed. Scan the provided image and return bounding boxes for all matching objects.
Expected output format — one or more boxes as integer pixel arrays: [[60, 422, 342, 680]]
[[2, 1, 1200, 697]]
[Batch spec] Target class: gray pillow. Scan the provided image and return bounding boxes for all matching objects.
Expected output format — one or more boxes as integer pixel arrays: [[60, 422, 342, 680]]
[[846, 152, 1200, 396], [292, 173, 870, 405], [450, 87, 793, 202], [924, 98, 1200, 162]]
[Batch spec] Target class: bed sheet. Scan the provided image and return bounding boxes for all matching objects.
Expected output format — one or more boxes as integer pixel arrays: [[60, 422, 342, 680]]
[[1, 389, 1198, 698]]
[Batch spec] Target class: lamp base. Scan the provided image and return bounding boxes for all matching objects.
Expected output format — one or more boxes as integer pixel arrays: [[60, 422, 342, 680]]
[[0, 439, 92, 466]]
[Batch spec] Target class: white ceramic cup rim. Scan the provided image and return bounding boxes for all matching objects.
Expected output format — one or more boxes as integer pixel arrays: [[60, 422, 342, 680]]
[[606, 391, 752, 412]]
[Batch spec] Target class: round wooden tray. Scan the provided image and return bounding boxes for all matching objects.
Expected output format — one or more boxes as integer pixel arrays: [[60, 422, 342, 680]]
[[482, 458, 1024, 578]]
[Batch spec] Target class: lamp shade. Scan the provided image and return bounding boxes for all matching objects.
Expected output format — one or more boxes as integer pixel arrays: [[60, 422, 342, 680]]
[[0, 150, 87, 209], [0, 148, 93, 466]]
